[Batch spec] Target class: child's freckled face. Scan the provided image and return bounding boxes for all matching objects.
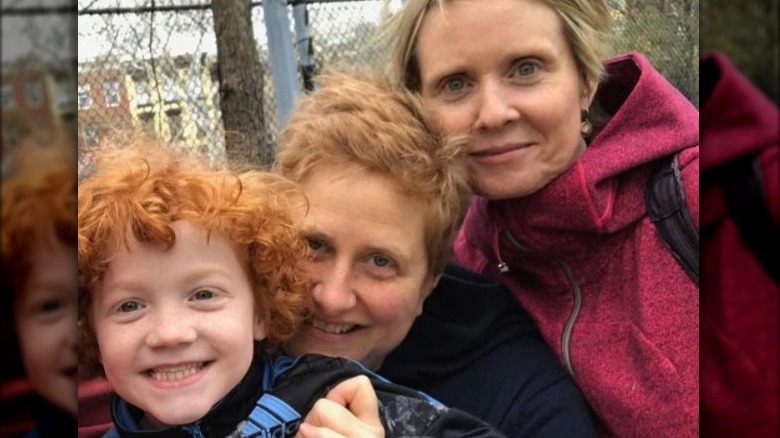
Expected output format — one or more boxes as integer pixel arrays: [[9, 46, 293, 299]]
[[90, 221, 265, 427], [13, 238, 78, 417]]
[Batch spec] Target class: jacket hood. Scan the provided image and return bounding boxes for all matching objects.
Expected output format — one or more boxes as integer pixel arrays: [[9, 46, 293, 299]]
[[700, 52, 779, 169], [481, 52, 698, 255]]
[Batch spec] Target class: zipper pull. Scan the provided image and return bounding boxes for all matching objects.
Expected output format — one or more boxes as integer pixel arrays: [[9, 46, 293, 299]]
[[493, 227, 510, 273]]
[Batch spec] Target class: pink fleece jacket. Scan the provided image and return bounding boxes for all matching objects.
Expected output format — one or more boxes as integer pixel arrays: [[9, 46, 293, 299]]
[[454, 52, 699, 437], [699, 52, 778, 438]]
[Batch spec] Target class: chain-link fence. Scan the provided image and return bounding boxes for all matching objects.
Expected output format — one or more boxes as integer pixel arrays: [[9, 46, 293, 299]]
[[609, 0, 699, 105], [75, 0, 698, 178]]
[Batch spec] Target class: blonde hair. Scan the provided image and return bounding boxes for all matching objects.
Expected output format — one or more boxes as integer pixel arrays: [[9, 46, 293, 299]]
[[274, 72, 471, 276], [386, 0, 612, 95], [78, 143, 309, 377]]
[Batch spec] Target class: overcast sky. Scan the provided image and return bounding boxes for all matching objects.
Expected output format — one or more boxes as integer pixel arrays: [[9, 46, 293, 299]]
[[2, 0, 76, 64], [76, 0, 397, 64], [2, 0, 400, 66]]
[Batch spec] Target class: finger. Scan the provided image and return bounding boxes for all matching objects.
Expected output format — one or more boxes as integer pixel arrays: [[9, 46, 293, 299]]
[[303, 398, 383, 437], [295, 422, 347, 438], [324, 376, 381, 426]]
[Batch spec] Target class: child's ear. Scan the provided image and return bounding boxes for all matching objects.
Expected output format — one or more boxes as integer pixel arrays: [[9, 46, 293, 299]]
[[253, 315, 267, 341]]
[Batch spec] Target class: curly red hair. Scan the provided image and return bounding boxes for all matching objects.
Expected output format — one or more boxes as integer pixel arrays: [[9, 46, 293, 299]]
[[78, 144, 310, 377]]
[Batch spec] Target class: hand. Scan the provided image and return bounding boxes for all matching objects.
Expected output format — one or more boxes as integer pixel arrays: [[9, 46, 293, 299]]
[[294, 375, 385, 438]]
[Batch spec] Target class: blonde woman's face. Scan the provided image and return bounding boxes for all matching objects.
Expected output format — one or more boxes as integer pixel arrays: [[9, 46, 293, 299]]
[[416, 0, 590, 199]]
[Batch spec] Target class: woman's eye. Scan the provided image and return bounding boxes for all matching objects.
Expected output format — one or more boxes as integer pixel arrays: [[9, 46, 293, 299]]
[[371, 255, 391, 268], [307, 238, 325, 252], [192, 289, 215, 300], [118, 301, 141, 313], [440, 74, 471, 95], [514, 61, 538, 76], [444, 77, 466, 92]]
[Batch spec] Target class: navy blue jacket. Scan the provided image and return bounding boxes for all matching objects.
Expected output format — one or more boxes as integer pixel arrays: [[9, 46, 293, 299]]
[[103, 351, 504, 437], [379, 263, 598, 437]]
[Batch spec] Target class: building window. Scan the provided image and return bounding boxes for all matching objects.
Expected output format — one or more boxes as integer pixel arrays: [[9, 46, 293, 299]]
[[25, 80, 44, 108], [138, 112, 155, 138], [56, 79, 73, 108], [135, 80, 150, 106], [1, 84, 13, 109], [83, 124, 100, 146], [163, 76, 178, 103], [4, 125, 20, 146], [104, 80, 121, 107], [188, 74, 203, 98], [167, 111, 182, 140], [77, 84, 92, 109]]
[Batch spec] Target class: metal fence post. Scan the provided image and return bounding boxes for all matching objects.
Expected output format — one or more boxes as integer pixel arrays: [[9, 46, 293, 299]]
[[293, 2, 316, 91], [263, 0, 299, 127]]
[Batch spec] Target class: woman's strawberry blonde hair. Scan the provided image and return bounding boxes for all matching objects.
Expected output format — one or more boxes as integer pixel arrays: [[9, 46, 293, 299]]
[[274, 71, 471, 277], [78, 143, 310, 377]]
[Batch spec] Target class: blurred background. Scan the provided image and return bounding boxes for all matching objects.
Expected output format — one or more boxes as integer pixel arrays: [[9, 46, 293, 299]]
[[700, 0, 778, 103], [2, 2, 76, 436], [2, 0, 75, 181], [68, 0, 698, 175]]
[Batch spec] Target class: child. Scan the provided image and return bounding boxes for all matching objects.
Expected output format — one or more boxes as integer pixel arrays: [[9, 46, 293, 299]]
[[78, 144, 505, 437], [1, 138, 77, 437]]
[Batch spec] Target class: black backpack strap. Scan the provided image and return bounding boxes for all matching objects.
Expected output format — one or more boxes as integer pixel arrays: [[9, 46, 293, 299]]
[[722, 154, 779, 284], [646, 154, 700, 286]]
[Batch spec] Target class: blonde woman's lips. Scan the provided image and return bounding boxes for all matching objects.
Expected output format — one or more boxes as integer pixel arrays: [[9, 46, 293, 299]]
[[470, 143, 531, 165]]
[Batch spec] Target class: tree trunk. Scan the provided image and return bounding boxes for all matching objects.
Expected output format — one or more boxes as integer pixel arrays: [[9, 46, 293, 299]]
[[211, 0, 270, 166]]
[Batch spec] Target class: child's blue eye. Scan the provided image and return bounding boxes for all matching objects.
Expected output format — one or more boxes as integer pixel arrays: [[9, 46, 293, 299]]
[[192, 289, 215, 300], [39, 299, 62, 313], [119, 301, 141, 313]]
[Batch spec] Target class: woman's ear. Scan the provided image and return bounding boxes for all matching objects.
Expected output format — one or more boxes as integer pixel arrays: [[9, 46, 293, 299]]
[[417, 273, 441, 316], [581, 78, 599, 110]]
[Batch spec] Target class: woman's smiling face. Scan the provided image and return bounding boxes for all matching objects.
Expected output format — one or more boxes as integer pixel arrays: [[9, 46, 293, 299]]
[[416, 0, 591, 199], [286, 163, 437, 370]]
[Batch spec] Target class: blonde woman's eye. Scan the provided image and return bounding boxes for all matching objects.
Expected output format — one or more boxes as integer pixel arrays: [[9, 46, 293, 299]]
[[441, 75, 469, 94], [515, 61, 538, 76], [445, 78, 465, 91]]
